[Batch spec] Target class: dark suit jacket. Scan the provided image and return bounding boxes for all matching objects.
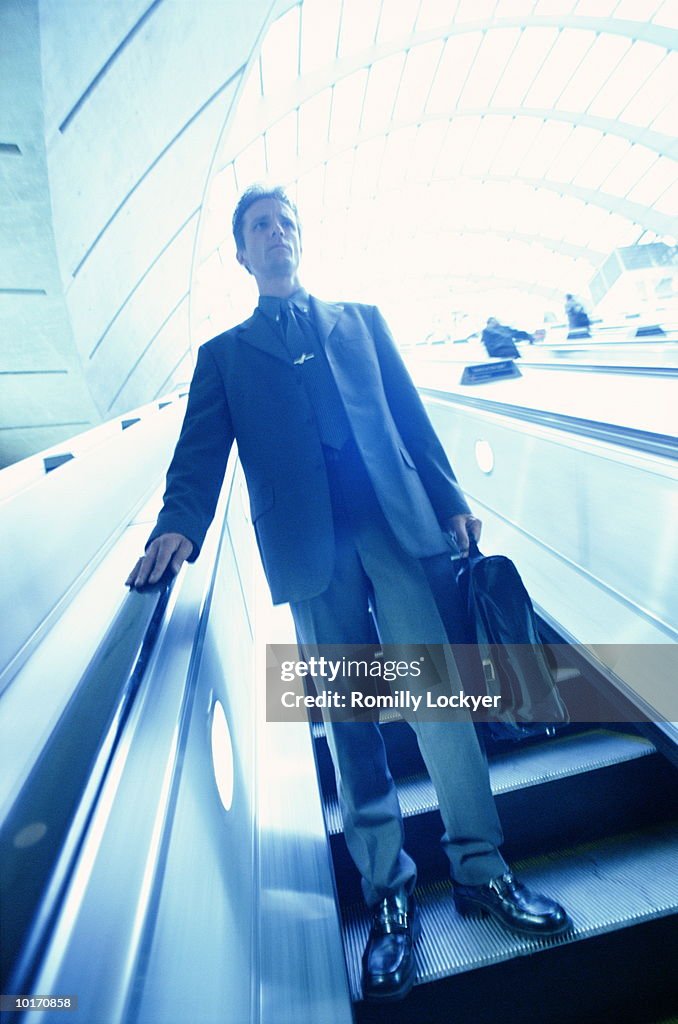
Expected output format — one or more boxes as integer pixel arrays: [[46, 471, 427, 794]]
[[148, 297, 471, 604]]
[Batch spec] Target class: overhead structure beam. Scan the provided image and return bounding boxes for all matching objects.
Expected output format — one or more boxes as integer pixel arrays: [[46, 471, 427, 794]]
[[204, 223, 605, 271], [477, 172, 675, 238], [408, 226, 606, 265], [366, 270, 565, 303], [318, 166, 672, 238], [225, 18, 676, 166]]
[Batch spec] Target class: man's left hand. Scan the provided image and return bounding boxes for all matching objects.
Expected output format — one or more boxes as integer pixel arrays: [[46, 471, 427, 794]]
[[449, 513, 482, 557]]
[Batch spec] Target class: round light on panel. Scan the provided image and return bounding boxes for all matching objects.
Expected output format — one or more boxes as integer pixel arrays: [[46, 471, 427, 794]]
[[474, 440, 494, 474], [211, 700, 234, 812], [13, 822, 48, 848]]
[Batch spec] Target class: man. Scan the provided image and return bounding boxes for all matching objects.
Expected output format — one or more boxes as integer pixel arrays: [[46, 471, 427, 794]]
[[481, 317, 531, 358], [127, 184, 570, 1002], [564, 293, 592, 337]]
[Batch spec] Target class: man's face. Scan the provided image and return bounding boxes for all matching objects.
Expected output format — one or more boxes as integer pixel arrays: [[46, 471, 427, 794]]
[[236, 197, 301, 282]]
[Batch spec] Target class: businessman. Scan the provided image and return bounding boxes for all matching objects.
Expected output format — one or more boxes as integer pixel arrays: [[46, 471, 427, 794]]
[[127, 184, 569, 1001]]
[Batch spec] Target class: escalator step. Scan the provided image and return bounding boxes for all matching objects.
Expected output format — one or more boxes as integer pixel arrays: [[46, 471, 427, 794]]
[[322, 728, 655, 836], [341, 820, 678, 1003], [309, 666, 582, 744]]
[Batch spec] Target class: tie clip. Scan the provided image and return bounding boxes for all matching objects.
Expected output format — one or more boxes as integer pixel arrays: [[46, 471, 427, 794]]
[[294, 352, 315, 365]]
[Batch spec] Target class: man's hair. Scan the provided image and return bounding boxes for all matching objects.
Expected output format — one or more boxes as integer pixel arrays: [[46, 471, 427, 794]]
[[232, 184, 301, 251]]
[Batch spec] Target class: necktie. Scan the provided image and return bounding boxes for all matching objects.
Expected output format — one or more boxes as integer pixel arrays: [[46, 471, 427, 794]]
[[277, 300, 350, 450], [280, 301, 314, 366]]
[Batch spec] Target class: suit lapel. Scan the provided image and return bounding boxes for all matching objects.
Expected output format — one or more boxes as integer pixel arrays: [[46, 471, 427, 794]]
[[310, 297, 344, 351], [236, 310, 290, 364], [236, 298, 345, 361]]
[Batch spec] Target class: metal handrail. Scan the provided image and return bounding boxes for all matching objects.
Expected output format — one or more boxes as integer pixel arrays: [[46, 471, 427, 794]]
[[420, 387, 678, 461], [0, 574, 176, 994]]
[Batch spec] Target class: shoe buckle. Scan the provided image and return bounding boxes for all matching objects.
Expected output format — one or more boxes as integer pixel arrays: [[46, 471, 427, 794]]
[[489, 871, 514, 896], [377, 906, 409, 933]]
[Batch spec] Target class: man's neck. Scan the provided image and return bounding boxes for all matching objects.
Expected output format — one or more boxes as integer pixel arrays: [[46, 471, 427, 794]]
[[256, 273, 303, 299]]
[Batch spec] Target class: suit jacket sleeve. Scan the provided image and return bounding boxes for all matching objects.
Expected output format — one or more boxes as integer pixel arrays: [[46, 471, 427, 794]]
[[370, 305, 471, 523], [146, 343, 234, 560]]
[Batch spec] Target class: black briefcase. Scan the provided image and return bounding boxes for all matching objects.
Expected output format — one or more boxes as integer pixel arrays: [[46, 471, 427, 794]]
[[452, 537, 569, 740]]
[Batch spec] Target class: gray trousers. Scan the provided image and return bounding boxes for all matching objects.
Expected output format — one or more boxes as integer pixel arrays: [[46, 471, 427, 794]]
[[290, 462, 506, 907]]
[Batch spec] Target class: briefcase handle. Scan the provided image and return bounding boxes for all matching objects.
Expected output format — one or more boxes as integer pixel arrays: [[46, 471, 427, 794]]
[[467, 535, 483, 560]]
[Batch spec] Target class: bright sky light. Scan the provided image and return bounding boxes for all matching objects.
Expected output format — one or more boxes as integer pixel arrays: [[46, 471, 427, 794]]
[[193, 0, 677, 342]]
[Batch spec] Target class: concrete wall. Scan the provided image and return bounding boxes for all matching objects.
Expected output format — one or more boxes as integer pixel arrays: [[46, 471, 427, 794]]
[[0, 0, 101, 465], [0, 0, 279, 467]]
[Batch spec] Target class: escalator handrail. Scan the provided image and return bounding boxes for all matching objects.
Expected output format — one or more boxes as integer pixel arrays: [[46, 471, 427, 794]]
[[419, 386, 678, 461], [0, 575, 176, 995]]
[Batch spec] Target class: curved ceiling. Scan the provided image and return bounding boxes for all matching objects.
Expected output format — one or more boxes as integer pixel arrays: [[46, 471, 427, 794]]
[[193, 0, 678, 343], [1, 0, 676, 468]]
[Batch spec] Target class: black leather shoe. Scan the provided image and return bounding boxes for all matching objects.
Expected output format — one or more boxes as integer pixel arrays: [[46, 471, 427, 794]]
[[362, 891, 420, 1001], [454, 871, 571, 936]]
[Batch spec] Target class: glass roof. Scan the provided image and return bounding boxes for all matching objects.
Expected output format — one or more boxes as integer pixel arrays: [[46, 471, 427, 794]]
[[193, 0, 677, 341]]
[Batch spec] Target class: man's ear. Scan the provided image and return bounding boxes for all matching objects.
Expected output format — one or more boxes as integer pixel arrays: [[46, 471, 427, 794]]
[[236, 249, 252, 275]]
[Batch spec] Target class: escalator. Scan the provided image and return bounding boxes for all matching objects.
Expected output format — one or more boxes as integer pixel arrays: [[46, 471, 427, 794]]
[[0, 410, 352, 1024], [310, 638, 678, 1023], [1, 370, 676, 1023]]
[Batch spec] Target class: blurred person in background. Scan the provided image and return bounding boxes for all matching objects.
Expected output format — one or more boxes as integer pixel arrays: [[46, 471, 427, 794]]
[[565, 294, 591, 337], [480, 316, 532, 357]]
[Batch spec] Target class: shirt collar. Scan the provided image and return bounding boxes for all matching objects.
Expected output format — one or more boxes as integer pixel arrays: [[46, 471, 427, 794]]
[[257, 287, 310, 322]]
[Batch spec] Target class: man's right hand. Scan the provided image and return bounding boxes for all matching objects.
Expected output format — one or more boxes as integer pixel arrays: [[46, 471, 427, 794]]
[[125, 533, 194, 589]]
